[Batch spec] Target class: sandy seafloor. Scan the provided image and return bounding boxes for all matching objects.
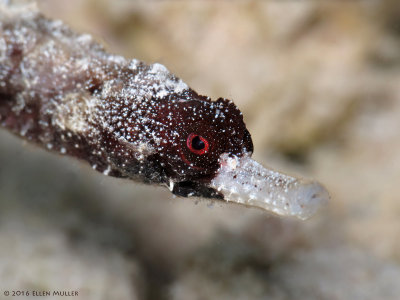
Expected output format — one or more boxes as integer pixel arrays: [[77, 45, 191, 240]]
[[1, 0, 400, 299]]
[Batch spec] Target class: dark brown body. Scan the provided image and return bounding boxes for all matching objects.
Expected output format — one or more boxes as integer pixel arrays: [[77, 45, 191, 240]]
[[0, 4, 252, 198]]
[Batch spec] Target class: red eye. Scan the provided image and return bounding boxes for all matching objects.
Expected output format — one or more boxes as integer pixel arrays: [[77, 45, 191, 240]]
[[187, 133, 209, 155]]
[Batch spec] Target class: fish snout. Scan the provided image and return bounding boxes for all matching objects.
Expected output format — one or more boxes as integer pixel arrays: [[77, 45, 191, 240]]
[[210, 153, 329, 220]]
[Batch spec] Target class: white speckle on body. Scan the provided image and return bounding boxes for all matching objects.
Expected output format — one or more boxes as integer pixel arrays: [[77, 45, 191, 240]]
[[168, 180, 174, 192], [103, 165, 111, 176]]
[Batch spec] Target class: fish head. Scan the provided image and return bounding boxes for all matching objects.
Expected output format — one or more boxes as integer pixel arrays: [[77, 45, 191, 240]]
[[154, 92, 329, 220], [154, 93, 253, 181]]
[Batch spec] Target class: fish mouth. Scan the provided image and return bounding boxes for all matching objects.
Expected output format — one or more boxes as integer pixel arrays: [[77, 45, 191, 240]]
[[210, 153, 329, 220]]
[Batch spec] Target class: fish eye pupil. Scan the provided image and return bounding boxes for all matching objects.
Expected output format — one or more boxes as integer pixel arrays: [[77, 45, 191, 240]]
[[187, 133, 209, 155], [192, 135, 205, 150]]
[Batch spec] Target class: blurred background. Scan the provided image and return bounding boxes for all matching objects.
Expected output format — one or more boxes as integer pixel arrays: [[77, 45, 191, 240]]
[[1, 0, 400, 299]]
